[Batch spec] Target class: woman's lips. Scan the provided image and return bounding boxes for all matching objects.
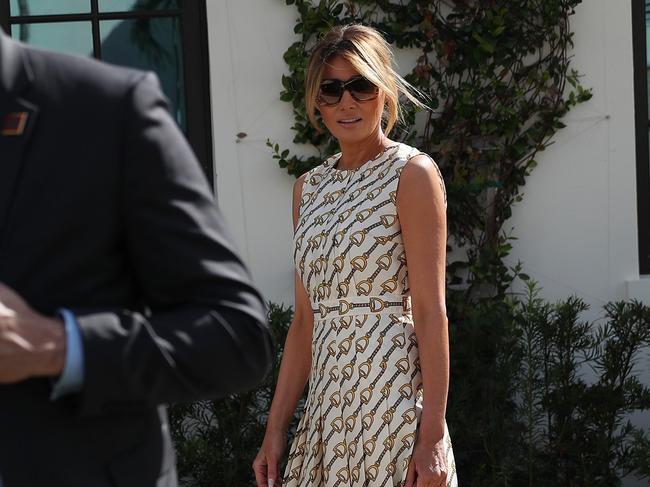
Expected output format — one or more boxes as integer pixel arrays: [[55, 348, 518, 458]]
[[338, 118, 362, 125]]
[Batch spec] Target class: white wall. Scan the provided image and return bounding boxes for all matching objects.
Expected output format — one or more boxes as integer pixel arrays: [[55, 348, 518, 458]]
[[206, 0, 300, 305], [205, 2, 649, 484], [504, 0, 647, 311]]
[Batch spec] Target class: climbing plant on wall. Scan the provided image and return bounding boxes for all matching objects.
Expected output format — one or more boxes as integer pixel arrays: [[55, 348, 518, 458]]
[[272, 0, 592, 297]]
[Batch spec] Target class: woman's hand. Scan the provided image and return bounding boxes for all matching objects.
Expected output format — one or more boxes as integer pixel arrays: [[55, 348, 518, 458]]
[[404, 433, 448, 487], [253, 429, 287, 487]]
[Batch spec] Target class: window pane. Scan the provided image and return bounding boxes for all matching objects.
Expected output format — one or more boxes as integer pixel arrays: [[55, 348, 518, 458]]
[[9, 0, 90, 16], [98, 0, 179, 13], [100, 17, 186, 130], [646, 0, 650, 116], [11, 21, 93, 57]]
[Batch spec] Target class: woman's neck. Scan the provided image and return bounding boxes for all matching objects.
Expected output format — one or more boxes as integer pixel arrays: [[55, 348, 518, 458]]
[[337, 130, 392, 171]]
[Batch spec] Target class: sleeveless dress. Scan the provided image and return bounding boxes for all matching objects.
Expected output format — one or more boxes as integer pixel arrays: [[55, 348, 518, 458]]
[[283, 143, 457, 487]]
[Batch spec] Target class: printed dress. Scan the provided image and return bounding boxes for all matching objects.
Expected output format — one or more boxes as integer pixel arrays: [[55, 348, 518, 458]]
[[283, 143, 457, 487]]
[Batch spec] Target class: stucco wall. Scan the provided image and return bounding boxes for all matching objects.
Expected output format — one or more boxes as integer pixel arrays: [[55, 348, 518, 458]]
[[504, 0, 647, 311], [207, 0, 298, 305]]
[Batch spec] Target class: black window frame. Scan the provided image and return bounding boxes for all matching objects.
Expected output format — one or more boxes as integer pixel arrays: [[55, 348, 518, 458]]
[[0, 0, 214, 183], [632, 0, 650, 275]]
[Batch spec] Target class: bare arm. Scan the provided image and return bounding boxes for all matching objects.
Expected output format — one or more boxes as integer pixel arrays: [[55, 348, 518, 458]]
[[265, 271, 314, 433], [265, 173, 315, 433], [253, 173, 315, 486], [397, 154, 449, 443]]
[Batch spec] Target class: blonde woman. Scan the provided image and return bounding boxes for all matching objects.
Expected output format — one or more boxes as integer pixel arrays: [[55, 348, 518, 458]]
[[254, 24, 457, 487]]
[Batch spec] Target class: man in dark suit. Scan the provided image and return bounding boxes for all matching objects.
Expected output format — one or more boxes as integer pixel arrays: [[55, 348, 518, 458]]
[[0, 27, 273, 486]]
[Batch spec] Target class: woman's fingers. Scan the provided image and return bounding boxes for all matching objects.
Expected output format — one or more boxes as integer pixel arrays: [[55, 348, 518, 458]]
[[267, 458, 278, 487], [438, 470, 448, 486], [254, 431, 286, 487], [252, 454, 270, 487], [253, 452, 281, 487]]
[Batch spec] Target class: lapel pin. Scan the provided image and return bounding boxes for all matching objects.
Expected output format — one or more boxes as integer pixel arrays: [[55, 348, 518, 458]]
[[1, 111, 29, 136]]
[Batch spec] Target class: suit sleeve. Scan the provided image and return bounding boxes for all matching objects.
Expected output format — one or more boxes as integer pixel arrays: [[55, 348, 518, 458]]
[[71, 72, 274, 415]]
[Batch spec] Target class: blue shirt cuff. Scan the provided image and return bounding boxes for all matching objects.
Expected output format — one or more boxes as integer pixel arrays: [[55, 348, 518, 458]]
[[50, 308, 85, 401]]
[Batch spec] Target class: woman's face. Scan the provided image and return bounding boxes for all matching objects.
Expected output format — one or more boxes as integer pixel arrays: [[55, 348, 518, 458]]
[[317, 55, 386, 145]]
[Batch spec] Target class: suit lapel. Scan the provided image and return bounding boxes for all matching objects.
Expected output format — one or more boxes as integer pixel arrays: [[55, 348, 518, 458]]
[[0, 30, 39, 239]]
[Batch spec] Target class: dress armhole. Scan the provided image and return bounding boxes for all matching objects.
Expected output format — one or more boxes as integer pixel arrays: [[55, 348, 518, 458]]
[[407, 152, 447, 208], [293, 170, 312, 232]]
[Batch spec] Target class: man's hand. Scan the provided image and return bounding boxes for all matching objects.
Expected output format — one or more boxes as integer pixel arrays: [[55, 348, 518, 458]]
[[0, 282, 65, 383]]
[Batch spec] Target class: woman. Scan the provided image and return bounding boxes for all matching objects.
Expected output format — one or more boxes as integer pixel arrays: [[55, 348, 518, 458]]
[[254, 24, 457, 487]]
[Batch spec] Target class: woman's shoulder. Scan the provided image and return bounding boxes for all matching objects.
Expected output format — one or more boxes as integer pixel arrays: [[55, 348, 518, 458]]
[[395, 143, 447, 206], [391, 142, 441, 170], [393, 142, 430, 161]]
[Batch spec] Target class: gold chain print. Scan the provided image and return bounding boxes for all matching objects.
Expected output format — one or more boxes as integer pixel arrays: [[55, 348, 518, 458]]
[[285, 143, 457, 487]]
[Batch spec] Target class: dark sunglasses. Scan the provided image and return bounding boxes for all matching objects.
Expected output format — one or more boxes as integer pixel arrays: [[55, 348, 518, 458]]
[[317, 76, 379, 106]]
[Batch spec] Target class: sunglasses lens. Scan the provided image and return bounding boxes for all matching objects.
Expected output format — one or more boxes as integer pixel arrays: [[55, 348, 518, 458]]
[[349, 78, 378, 100], [319, 81, 343, 104], [318, 77, 378, 105]]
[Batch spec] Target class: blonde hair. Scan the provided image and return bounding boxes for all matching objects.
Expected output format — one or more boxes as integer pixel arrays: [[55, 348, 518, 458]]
[[304, 24, 426, 135]]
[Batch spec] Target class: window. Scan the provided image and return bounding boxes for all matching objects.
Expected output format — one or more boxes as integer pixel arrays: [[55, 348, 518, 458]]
[[0, 0, 213, 182], [632, 0, 650, 274]]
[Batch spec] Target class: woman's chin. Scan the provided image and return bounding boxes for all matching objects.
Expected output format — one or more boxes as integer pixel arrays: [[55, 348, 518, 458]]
[[330, 129, 370, 145]]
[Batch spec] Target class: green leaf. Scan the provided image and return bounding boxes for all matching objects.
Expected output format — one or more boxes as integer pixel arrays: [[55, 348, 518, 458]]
[[472, 32, 495, 54], [491, 25, 506, 37]]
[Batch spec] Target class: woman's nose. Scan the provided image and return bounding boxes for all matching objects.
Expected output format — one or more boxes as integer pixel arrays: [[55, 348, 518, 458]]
[[338, 89, 356, 107]]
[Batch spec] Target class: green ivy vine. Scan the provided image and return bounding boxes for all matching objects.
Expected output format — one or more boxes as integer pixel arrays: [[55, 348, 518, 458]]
[[271, 0, 591, 297]]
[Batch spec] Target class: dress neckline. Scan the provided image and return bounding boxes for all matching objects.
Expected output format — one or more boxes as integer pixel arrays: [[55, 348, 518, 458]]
[[330, 143, 401, 173]]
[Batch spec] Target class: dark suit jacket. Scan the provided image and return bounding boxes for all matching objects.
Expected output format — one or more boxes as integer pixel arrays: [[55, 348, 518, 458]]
[[0, 30, 273, 487]]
